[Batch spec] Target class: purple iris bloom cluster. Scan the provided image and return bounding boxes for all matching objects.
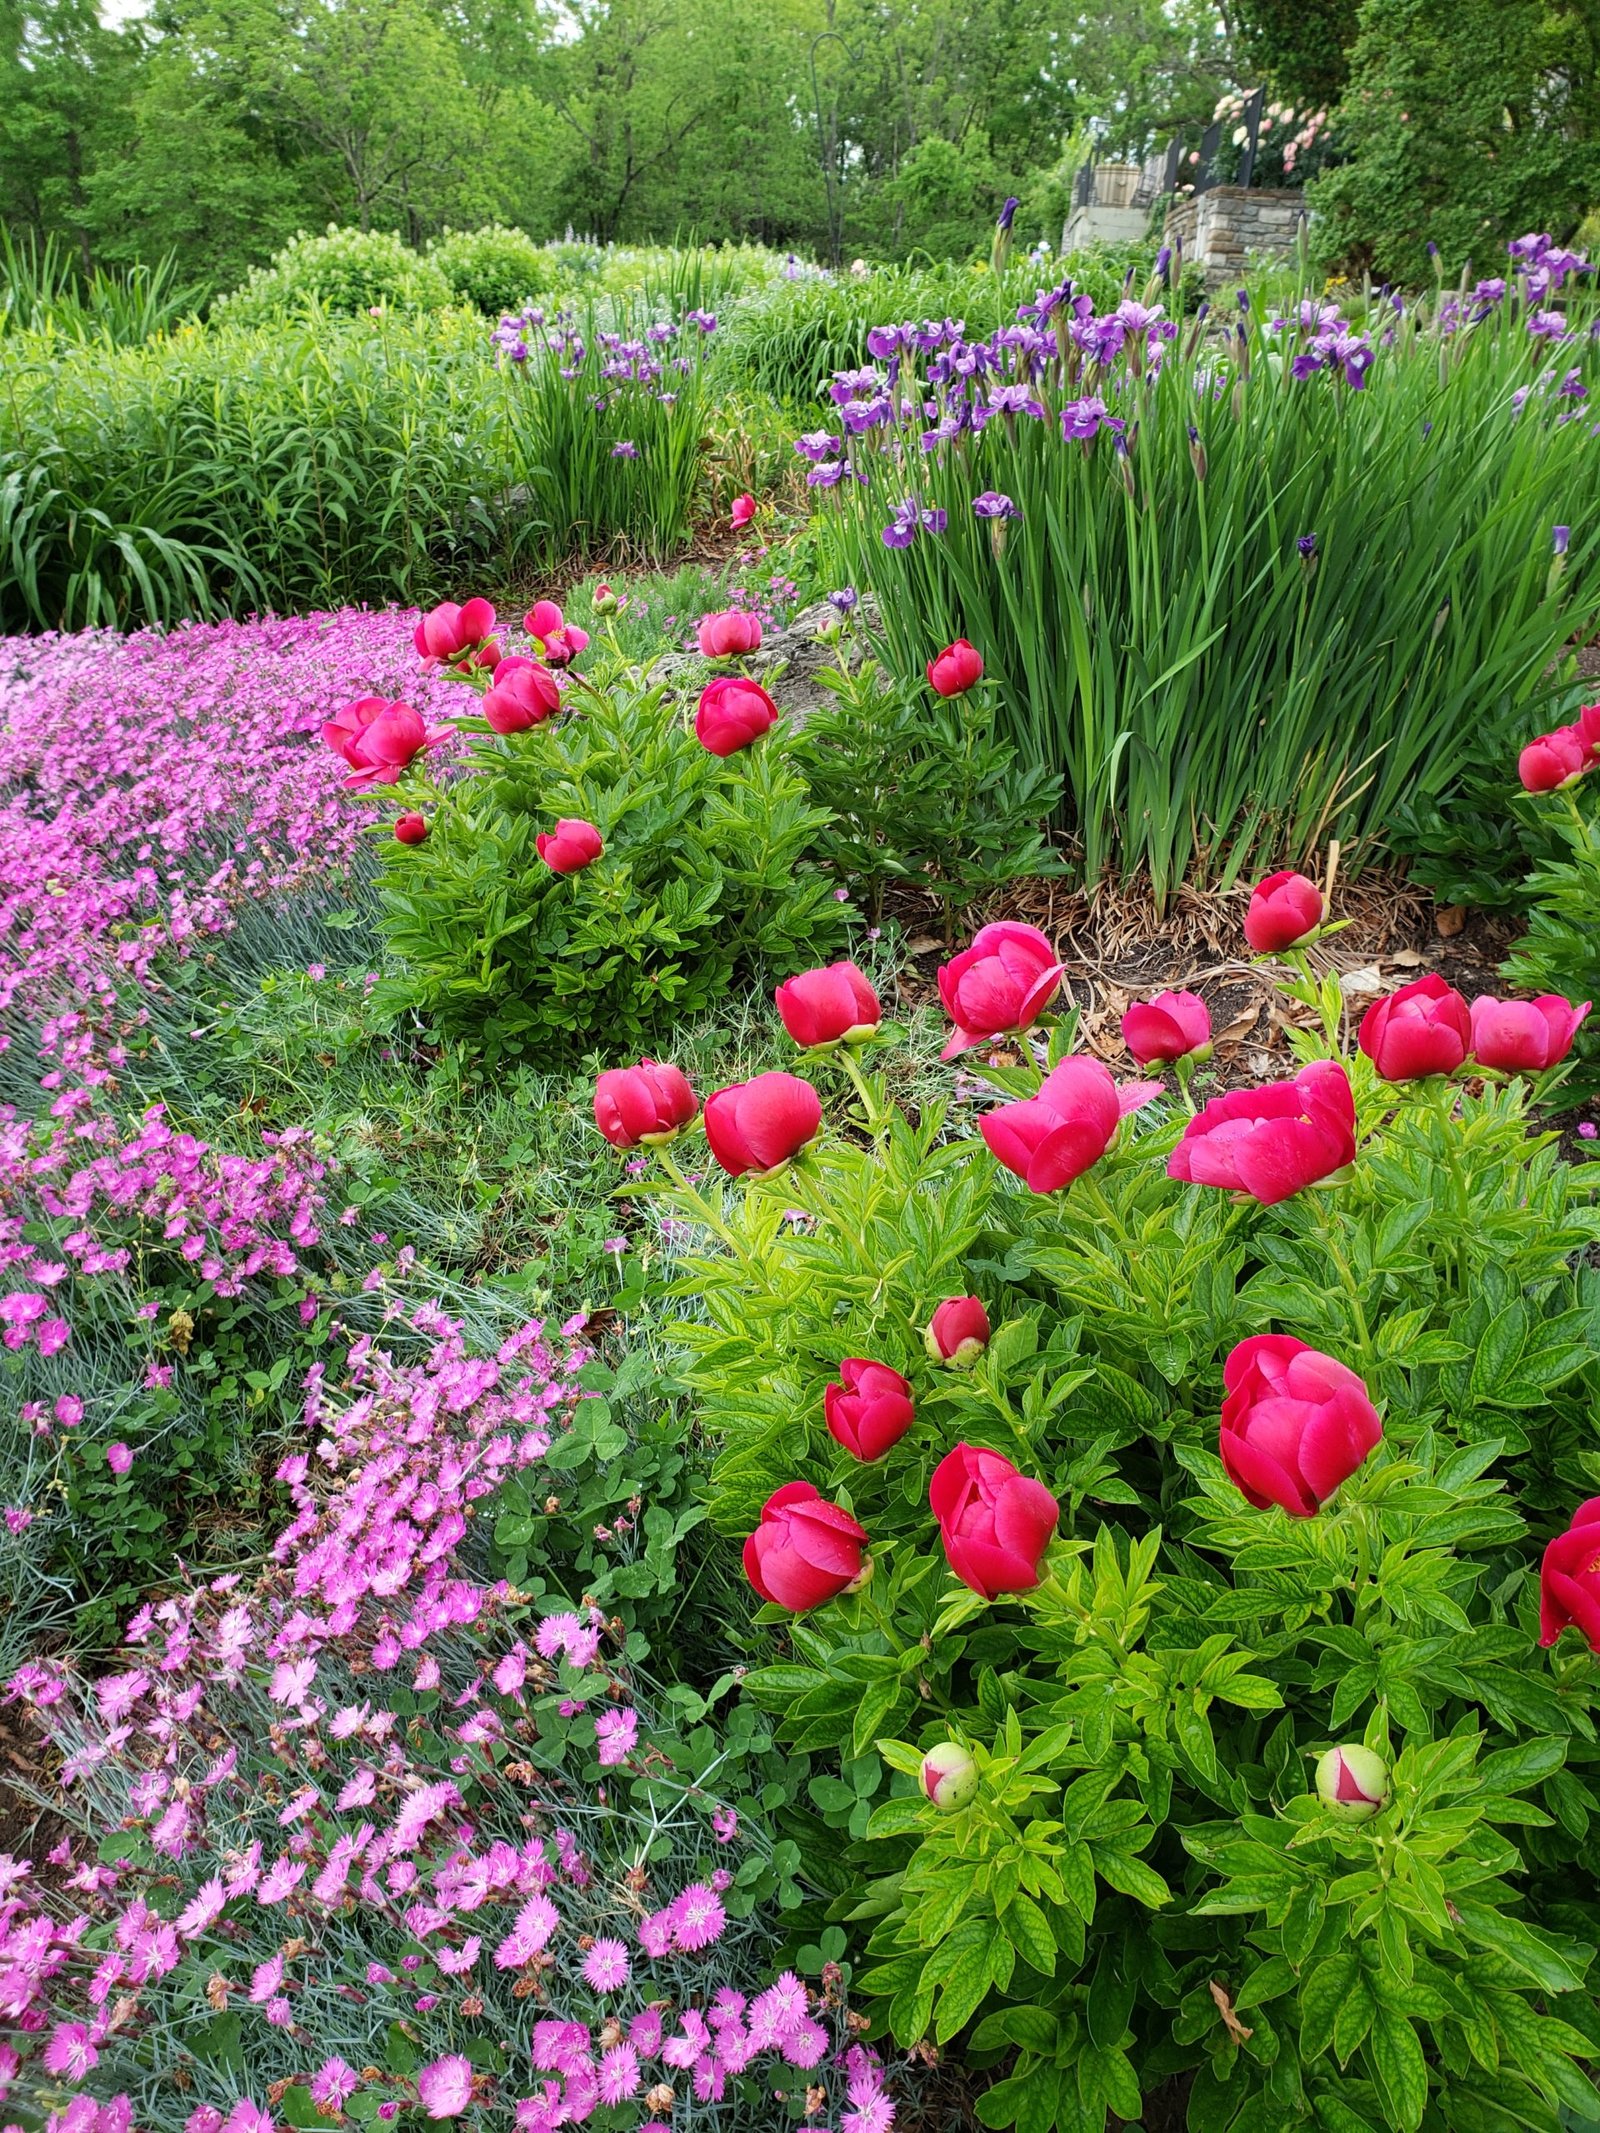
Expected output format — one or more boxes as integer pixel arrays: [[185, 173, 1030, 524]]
[[1289, 319, 1375, 390], [1510, 232, 1592, 304], [824, 289, 1189, 531], [597, 335, 666, 385], [491, 306, 711, 410], [882, 497, 948, 549]]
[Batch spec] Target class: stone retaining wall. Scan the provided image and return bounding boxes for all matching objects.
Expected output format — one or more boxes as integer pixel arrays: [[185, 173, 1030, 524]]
[[1164, 186, 1307, 285]]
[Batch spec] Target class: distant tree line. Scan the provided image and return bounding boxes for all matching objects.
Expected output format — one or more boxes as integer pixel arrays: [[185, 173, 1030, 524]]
[[2, 0, 1597, 294]]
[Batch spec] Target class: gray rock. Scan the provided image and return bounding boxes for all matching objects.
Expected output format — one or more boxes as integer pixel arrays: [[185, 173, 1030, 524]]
[[649, 595, 880, 728]]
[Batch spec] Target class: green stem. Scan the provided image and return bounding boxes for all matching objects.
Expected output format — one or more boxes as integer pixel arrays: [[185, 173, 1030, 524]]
[[1076, 1167, 1135, 1256], [1426, 1078, 1472, 1287], [834, 1043, 888, 1138], [1313, 1198, 1377, 1376], [651, 1139, 746, 1258]]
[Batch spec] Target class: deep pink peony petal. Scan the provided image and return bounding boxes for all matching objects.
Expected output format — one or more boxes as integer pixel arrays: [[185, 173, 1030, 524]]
[[978, 1099, 1054, 1180], [991, 1476, 1059, 1559], [1231, 1117, 1347, 1205], [1294, 1391, 1380, 1504], [1221, 1428, 1317, 1515], [1025, 1117, 1111, 1192]]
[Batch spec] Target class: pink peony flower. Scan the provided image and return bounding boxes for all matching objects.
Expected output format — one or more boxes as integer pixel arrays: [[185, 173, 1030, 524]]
[[697, 609, 763, 658]]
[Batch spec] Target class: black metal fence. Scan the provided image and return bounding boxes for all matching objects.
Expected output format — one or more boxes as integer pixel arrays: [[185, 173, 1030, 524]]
[[1072, 92, 1265, 216]]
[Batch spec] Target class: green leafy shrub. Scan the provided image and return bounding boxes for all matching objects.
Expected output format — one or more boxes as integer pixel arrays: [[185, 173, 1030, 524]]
[[641, 943, 1600, 2130], [794, 653, 1064, 924], [375, 668, 851, 1062], [216, 224, 453, 323], [427, 222, 553, 313], [0, 310, 514, 627], [1307, 0, 1600, 283]]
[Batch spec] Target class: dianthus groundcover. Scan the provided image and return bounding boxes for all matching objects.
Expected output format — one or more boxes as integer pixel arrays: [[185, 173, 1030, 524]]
[[616, 925, 1600, 2132], [3, 1305, 898, 2133], [0, 612, 462, 1019]]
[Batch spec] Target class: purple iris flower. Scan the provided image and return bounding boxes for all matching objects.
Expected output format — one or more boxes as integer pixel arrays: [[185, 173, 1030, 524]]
[[866, 324, 903, 360], [986, 381, 1045, 421], [1528, 310, 1570, 340], [1060, 396, 1122, 442], [1115, 300, 1163, 334], [1155, 245, 1172, 282], [1472, 277, 1507, 307], [1017, 277, 1082, 324], [908, 318, 951, 352], [1554, 525, 1571, 555], [830, 365, 884, 406], [841, 395, 893, 434], [1297, 533, 1318, 558], [793, 430, 844, 463], [1559, 369, 1588, 399], [972, 492, 1020, 521], [921, 507, 948, 536], [1072, 314, 1126, 364], [881, 498, 920, 548], [943, 341, 988, 379], [610, 440, 639, 459], [828, 588, 859, 615], [1329, 332, 1374, 387], [807, 461, 850, 488], [998, 197, 1020, 232]]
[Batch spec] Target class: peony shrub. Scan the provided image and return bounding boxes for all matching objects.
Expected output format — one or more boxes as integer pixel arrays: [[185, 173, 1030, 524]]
[[1503, 697, 1600, 1093], [615, 896, 1600, 2132], [371, 624, 848, 1064]]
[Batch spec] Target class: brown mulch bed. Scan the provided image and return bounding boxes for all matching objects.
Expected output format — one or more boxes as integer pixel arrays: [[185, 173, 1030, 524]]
[[885, 865, 1522, 1097]]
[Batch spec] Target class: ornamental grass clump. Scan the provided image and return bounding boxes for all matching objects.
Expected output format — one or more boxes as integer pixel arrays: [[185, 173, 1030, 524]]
[[605, 882, 1600, 2132], [1504, 693, 1600, 1092], [2, 1301, 892, 2131], [0, 315, 513, 628], [820, 230, 1600, 904]]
